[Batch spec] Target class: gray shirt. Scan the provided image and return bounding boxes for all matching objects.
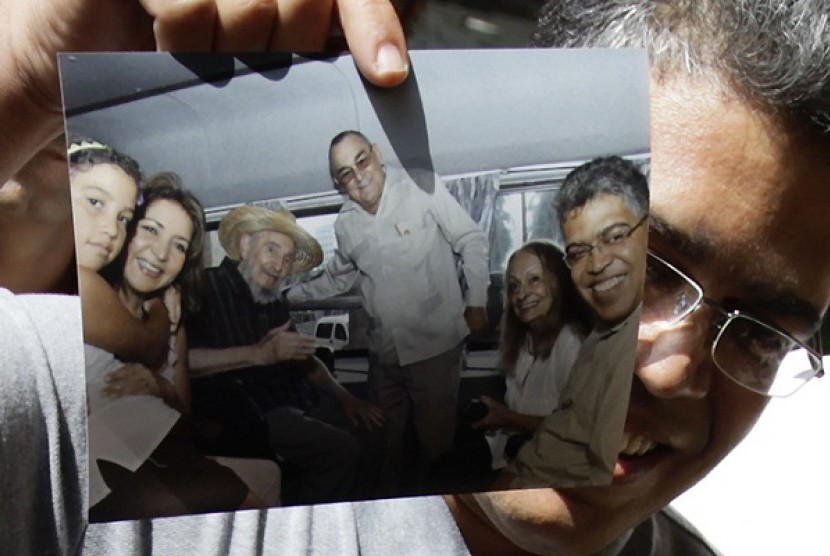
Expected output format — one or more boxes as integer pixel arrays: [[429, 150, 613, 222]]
[[0, 290, 86, 555]]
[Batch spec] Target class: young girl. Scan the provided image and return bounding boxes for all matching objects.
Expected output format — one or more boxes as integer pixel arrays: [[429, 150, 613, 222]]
[[69, 138, 170, 368]]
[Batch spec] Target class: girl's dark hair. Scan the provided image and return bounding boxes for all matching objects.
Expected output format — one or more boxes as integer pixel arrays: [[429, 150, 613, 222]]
[[67, 136, 143, 185], [103, 172, 206, 314], [500, 241, 594, 373]]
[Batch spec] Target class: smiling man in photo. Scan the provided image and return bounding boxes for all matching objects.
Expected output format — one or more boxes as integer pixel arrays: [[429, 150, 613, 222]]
[[287, 130, 490, 494], [506, 156, 649, 489]]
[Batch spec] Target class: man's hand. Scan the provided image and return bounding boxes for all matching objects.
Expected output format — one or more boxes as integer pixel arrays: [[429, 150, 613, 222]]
[[464, 306, 489, 338], [3, 0, 408, 121], [341, 394, 385, 430], [1, 0, 409, 294], [471, 395, 511, 429], [252, 323, 316, 365]]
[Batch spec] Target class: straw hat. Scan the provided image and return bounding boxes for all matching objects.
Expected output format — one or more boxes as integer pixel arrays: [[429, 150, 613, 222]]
[[218, 206, 323, 274]]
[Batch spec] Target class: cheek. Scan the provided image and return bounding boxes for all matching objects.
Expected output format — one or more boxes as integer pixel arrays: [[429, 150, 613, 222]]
[[709, 373, 769, 457], [71, 202, 94, 237], [111, 234, 127, 258], [168, 256, 186, 279]]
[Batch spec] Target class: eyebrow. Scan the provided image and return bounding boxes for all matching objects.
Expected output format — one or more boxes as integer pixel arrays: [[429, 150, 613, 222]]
[[142, 217, 165, 230], [85, 185, 113, 199], [647, 215, 714, 263], [265, 240, 293, 254], [142, 217, 190, 244], [649, 214, 822, 335]]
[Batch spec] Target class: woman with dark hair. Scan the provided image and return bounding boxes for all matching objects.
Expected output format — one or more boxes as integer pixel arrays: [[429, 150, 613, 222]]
[[84, 173, 279, 521], [428, 240, 591, 494]]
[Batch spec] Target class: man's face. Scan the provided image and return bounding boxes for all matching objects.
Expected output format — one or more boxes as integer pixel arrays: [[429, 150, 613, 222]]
[[469, 78, 830, 555], [239, 230, 296, 292], [330, 134, 386, 214], [563, 194, 647, 326]]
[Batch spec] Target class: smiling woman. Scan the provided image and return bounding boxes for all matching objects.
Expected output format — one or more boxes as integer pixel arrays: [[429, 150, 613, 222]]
[[111, 172, 206, 314], [86, 173, 282, 521]]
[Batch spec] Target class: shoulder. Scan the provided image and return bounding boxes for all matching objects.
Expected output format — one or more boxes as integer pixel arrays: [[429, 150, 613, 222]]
[[553, 322, 585, 354]]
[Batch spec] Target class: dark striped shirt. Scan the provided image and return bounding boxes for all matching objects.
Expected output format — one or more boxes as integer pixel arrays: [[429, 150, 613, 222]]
[[187, 257, 314, 413]]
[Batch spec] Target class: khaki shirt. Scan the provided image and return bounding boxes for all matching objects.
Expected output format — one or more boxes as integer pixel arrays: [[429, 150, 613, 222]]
[[509, 306, 640, 487]]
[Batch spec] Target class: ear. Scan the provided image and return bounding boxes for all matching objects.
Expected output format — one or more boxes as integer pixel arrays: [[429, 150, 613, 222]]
[[239, 233, 252, 260]]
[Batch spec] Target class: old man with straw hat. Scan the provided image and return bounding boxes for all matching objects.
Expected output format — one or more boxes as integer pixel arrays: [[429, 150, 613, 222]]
[[186, 205, 383, 506]]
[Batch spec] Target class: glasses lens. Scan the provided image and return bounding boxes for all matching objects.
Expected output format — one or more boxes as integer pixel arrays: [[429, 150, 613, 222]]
[[642, 254, 702, 324], [564, 247, 588, 268], [712, 314, 821, 397]]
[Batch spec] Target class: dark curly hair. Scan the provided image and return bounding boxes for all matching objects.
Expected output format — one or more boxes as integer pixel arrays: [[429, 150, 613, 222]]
[[67, 136, 143, 185]]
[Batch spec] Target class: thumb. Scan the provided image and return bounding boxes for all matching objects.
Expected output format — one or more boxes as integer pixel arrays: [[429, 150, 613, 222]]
[[337, 0, 409, 87]]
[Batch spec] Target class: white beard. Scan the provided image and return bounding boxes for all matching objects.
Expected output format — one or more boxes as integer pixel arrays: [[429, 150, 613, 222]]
[[238, 258, 283, 305]]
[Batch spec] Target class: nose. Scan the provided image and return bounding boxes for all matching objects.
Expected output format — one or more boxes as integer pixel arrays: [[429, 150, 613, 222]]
[[587, 245, 613, 273], [272, 254, 284, 273], [102, 214, 119, 238], [635, 305, 715, 399], [152, 240, 170, 262]]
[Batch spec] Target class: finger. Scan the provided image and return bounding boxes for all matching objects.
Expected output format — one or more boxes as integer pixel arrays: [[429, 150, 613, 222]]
[[140, 0, 218, 51], [214, 0, 278, 50], [292, 346, 315, 359], [369, 411, 385, 427], [270, 0, 334, 51], [297, 337, 316, 349], [337, 0, 409, 87]]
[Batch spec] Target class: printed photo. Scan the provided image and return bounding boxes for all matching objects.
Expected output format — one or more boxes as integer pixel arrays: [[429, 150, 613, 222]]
[[59, 48, 650, 521]]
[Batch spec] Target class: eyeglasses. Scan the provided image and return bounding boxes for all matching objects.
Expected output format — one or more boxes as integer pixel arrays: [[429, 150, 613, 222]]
[[642, 251, 824, 397], [335, 151, 373, 186], [563, 215, 648, 269]]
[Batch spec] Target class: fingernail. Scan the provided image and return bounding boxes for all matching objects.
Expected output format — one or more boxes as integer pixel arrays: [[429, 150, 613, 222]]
[[375, 43, 408, 76]]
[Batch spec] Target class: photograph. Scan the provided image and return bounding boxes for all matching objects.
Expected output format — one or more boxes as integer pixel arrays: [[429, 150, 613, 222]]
[[60, 48, 650, 521], [3, 2, 829, 555]]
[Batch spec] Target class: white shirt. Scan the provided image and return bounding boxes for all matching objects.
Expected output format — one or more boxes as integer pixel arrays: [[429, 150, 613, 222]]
[[288, 168, 489, 365], [487, 322, 583, 468]]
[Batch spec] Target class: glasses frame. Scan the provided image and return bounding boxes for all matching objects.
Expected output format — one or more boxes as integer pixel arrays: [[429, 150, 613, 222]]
[[644, 251, 825, 397], [335, 149, 374, 187], [563, 214, 648, 269]]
